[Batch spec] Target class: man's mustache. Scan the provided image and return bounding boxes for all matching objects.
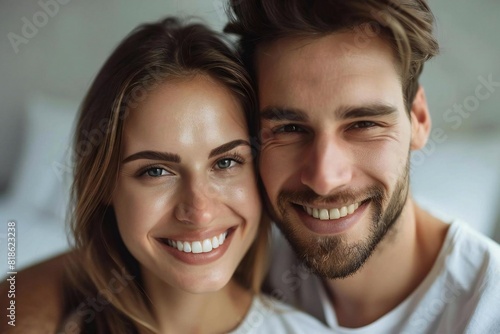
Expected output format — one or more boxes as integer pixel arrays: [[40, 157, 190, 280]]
[[277, 186, 384, 208]]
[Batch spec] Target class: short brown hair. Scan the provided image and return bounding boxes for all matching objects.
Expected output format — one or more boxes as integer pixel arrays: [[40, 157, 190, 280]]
[[225, 0, 439, 111]]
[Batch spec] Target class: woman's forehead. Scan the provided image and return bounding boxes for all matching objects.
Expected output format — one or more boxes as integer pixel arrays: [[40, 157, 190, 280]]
[[122, 75, 248, 154]]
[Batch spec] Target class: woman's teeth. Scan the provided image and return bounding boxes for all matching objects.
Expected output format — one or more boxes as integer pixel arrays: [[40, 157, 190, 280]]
[[302, 202, 360, 220], [163, 231, 228, 254]]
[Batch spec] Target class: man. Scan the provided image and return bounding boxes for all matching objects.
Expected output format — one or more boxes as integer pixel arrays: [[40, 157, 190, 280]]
[[224, 0, 500, 332], [2, 1, 499, 333]]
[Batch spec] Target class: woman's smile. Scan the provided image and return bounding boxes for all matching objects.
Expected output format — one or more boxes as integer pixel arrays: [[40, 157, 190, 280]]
[[113, 75, 262, 294]]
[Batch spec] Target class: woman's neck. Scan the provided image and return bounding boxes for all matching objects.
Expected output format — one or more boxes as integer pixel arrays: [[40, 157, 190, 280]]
[[142, 273, 253, 334]]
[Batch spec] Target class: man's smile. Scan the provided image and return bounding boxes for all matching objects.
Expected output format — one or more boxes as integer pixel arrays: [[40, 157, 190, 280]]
[[301, 202, 361, 220]]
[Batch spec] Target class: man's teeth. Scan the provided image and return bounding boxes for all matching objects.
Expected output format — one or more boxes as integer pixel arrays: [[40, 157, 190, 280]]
[[164, 232, 228, 253], [303, 202, 360, 220]]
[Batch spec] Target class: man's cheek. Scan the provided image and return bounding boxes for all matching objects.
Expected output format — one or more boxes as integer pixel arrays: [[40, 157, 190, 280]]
[[259, 157, 277, 182], [259, 127, 275, 144]]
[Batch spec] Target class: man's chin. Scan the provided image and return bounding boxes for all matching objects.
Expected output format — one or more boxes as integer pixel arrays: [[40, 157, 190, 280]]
[[272, 196, 388, 279], [274, 214, 375, 279]]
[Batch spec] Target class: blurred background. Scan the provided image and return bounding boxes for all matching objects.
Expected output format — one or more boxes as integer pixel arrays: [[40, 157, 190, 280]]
[[0, 0, 499, 273]]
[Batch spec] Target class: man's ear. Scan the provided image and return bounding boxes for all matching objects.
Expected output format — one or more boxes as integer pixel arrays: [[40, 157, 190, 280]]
[[410, 85, 431, 150]]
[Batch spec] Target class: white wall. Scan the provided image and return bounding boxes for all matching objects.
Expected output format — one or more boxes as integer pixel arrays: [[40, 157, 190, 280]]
[[0, 0, 229, 190], [1, 1, 500, 189], [420, 0, 500, 132], [1, 0, 499, 215]]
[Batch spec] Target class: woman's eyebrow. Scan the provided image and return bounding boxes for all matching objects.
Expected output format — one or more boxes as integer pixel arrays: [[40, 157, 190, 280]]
[[122, 151, 181, 164], [209, 139, 251, 158], [121, 140, 251, 164]]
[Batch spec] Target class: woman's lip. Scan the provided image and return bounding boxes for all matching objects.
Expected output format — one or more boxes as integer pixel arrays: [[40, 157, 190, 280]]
[[156, 228, 235, 265], [293, 200, 370, 235]]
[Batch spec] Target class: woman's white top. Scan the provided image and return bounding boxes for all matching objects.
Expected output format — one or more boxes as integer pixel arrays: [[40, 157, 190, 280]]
[[230, 294, 332, 333]]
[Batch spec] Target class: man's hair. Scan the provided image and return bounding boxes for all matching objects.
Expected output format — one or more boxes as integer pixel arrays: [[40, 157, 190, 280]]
[[225, 0, 439, 111]]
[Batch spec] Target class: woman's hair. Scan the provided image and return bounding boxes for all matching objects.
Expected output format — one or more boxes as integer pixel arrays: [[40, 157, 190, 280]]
[[66, 17, 268, 333], [225, 0, 439, 112]]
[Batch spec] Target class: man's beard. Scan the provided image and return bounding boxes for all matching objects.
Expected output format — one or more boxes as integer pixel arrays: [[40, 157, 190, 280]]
[[267, 158, 410, 279]]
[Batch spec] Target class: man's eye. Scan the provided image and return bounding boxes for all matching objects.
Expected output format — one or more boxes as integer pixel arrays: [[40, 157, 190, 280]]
[[215, 159, 237, 170], [351, 121, 377, 129], [144, 167, 169, 177], [275, 124, 305, 133]]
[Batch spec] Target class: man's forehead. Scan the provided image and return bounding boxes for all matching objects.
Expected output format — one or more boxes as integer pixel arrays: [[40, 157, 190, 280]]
[[255, 32, 397, 72], [255, 32, 406, 118]]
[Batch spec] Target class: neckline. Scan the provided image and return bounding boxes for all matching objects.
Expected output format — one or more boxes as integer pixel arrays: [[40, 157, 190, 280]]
[[319, 220, 461, 331]]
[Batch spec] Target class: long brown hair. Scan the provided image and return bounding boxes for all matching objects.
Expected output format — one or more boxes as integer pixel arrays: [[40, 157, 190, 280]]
[[225, 0, 439, 112], [65, 17, 268, 333]]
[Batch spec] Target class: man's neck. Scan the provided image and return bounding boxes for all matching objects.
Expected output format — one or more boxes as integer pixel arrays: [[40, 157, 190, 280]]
[[323, 199, 449, 328]]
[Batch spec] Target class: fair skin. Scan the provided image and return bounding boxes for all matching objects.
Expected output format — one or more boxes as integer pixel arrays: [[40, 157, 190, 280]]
[[256, 32, 449, 327], [1, 32, 450, 333], [113, 74, 260, 333], [0, 74, 262, 334]]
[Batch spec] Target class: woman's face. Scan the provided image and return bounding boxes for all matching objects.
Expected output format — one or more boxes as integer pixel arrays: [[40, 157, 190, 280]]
[[113, 75, 261, 294]]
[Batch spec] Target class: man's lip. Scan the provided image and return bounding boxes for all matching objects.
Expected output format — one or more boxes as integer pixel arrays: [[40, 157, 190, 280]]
[[291, 198, 370, 209], [291, 200, 370, 235]]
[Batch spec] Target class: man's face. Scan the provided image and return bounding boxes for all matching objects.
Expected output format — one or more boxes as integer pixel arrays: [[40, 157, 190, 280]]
[[256, 32, 414, 279]]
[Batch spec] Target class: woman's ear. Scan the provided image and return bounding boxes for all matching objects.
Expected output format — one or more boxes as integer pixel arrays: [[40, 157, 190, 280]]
[[410, 85, 431, 150]]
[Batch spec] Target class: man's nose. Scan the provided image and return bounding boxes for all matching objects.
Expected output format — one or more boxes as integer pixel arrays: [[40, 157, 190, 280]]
[[174, 179, 218, 226], [300, 134, 353, 196]]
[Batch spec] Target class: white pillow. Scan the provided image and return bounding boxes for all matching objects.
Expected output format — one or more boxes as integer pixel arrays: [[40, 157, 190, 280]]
[[10, 93, 79, 220]]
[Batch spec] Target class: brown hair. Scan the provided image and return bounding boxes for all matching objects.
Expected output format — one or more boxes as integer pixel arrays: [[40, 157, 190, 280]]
[[66, 17, 268, 333], [225, 0, 439, 111]]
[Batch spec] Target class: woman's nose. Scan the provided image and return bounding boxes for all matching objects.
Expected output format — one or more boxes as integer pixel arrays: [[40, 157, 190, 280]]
[[174, 180, 219, 225]]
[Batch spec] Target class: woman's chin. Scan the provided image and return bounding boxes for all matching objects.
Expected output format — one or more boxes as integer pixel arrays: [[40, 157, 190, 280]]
[[174, 272, 233, 295]]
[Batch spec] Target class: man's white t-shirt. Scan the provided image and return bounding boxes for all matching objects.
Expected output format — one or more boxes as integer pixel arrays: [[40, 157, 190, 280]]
[[264, 220, 500, 333]]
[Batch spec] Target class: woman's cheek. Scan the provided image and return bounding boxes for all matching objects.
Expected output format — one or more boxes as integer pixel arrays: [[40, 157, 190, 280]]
[[114, 180, 173, 242], [219, 173, 262, 217]]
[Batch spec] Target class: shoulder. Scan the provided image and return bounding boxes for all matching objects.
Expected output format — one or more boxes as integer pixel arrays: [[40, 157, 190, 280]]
[[446, 220, 500, 274], [440, 221, 500, 296], [0, 252, 72, 333], [264, 226, 317, 299], [233, 294, 332, 334], [263, 226, 328, 324], [438, 221, 500, 331]]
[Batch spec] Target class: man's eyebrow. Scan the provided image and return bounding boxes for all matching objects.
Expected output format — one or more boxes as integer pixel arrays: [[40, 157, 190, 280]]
[[260, 104, 397, 122], [122, 151, 181, 164], [339, 104, 399, 119], [209, 139, 251, 158], [260, 106, 309, 122]]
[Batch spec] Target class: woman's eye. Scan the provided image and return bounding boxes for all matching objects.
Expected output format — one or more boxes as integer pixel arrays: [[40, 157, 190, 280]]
[[215, 159, 237, 170], [145, 167, 169, 177]]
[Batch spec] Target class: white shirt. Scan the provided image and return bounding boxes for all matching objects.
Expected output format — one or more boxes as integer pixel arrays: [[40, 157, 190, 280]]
[[264, 220, 500, 334], [230, 294, 332, 333]]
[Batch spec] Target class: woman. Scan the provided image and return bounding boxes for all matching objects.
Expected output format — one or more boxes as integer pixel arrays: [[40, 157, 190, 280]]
[[60, 18, 330, 333]]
